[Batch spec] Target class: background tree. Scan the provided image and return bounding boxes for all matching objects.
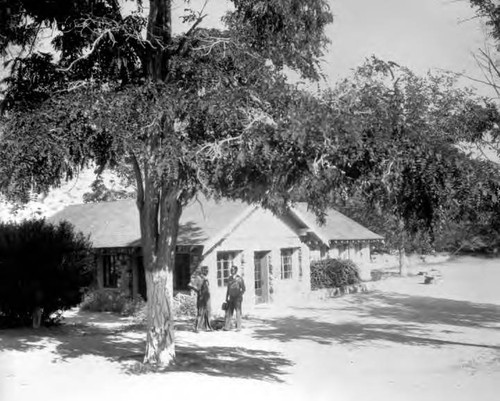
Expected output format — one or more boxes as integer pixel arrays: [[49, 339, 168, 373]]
[[296, 58, 500, 275], [461, 1, 500, 152], [0, 0, 335, 365]]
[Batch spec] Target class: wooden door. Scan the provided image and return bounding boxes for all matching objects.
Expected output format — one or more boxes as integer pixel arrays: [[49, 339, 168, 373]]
[[254, 251, 270, 304]]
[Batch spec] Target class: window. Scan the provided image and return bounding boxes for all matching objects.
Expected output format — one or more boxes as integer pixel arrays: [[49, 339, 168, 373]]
[[280, 248, 294, 279], [254, 258, 262, 296], [298, 248, 303, 280], [103, 254, 119, 288], [338, 243, 348, 259], [217, 251, 237, 287]]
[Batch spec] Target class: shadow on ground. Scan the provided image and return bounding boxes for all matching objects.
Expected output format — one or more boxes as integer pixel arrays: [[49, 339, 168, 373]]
[[251, 316, 500, 349], [342, 291, 500, 329], [0, 321, 292, 382], [0, 323, 145, 357], [251, 291, 500, 350], [126, 343, 292, 382]]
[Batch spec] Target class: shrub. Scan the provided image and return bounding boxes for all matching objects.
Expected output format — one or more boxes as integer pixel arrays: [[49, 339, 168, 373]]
[[173, 291, 197, 317], [0, 219, 93, 327], [122, 296, 147, 318], [80, 288, 127, 313], [80, 288, 147, 316], [310, 259, 361, 290]]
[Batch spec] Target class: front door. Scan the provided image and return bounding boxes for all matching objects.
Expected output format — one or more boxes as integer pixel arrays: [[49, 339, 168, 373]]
[[254, 251, 270, 304], [174, 253, 191, 291]]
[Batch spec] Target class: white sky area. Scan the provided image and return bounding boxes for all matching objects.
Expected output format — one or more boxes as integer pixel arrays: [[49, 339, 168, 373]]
[[146, 0, 494, 98]]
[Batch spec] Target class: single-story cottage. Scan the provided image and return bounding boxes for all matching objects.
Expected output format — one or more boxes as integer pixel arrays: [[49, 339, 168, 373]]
[[49, 197, 382, 311]]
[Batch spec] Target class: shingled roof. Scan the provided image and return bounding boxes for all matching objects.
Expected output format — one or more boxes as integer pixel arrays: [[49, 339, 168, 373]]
[[293, 203, 383, 243], [48, 197, 253, 248], [49, 197, 382, 249]]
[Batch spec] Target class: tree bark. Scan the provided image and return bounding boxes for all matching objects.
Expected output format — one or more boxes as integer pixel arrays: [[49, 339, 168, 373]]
[[143, 268, 175, 364], [139, 190, 181, 365], [136, 0, 179, 366], [133, 148, 182, 365], [147, 0, 172, 81]]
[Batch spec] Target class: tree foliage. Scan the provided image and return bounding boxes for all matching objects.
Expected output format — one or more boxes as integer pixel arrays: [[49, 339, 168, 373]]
[[0, 219, 92, 327], [312, 59, 500, 249]]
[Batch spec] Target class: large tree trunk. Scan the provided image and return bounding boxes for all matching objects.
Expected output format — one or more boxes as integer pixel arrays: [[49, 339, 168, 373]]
[[144, 268, 175, 363], [136, 158, 182, 365], [140, 188, 182, 365], [135, 0, 177, 366], [147, 0, 172, 81]]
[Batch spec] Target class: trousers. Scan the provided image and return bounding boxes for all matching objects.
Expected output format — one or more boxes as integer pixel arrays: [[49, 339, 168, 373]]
[[224, 296, 242, 330]]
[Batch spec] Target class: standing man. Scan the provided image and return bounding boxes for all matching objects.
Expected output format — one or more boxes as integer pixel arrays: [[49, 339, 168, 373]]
[[224, 265, 246, 331]]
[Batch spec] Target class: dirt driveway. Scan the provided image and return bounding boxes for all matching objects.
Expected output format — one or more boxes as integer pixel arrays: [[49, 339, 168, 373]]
[[1, 256, 499, 401]]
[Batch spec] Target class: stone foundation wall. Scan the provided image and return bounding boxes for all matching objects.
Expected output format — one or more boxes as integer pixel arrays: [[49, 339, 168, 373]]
[[308, 283, 372, 301]]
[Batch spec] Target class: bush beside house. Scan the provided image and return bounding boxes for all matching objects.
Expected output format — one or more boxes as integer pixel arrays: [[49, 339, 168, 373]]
[[0, 219, 92, 328], [310, 259, 361, 290]]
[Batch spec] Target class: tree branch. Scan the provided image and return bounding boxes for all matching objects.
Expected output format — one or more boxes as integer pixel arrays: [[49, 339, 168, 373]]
[[173, 4, 208, 57], [57, 30, 114, 72], [131, 152, 145, 209]]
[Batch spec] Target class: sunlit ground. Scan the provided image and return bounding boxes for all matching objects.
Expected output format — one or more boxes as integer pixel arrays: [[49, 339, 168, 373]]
[[1, 256, 499, 401]]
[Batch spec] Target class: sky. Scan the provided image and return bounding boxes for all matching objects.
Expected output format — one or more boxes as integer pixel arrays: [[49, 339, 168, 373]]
[[165, 0, 495, 97]]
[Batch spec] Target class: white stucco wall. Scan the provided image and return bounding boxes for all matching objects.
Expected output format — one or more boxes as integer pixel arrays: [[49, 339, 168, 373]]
[[202, 208, 311, 313], [327, 243, 373, 280]]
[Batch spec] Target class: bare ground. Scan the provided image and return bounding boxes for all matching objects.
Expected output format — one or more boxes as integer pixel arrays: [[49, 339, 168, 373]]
[[1, 255, 499, 401]]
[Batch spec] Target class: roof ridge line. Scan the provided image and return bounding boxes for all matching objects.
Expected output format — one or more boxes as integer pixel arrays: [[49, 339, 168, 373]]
[[201, 204, 258, 257]]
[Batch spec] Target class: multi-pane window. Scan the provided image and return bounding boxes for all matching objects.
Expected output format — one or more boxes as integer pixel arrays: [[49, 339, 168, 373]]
[[102, 254, 119, 288], [254, 258, 262, 296], [338, 243, 348, 259], [217, 251, 237, 287], [280, 248, 294, 279], [298, 248, 303, 279]]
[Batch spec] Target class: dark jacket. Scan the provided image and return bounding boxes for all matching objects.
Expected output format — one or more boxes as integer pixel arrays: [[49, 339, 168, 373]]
[[226, 274, 245, 299]]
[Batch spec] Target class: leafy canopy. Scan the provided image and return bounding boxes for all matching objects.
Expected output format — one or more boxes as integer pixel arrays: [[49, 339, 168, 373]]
[[297, 58, 500, 240], [1, 0, 336, 213]]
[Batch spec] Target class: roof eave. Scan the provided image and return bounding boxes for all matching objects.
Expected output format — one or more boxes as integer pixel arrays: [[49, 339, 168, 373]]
[[289, 208, 330, 247]]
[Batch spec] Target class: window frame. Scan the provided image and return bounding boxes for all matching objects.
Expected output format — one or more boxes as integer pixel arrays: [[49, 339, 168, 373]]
[[280, 248, 294, 280], [217, 251, 238, 287], [102, 254, 119, 288]]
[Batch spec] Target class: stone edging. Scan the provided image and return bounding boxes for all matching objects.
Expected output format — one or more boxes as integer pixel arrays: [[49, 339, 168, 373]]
[[309, 283, 372, 300]]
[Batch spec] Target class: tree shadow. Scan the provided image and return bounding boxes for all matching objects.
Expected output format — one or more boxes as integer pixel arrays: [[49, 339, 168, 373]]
[[128, 221, 208, 247], [125, 343, 292, 382], [0, 323, 144, 358], [0, 321, 292, 382], [251, 316, 500, 350], [338, 291, 500, 329], [252, 291, 500, 350]]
